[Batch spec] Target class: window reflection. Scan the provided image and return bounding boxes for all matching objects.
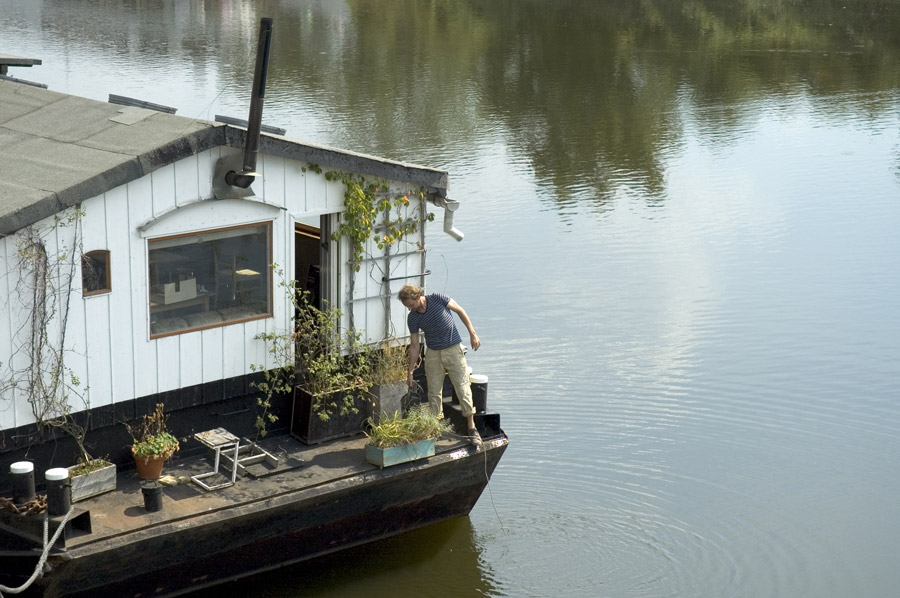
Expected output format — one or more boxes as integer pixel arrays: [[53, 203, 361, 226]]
[[82, 249, 111, 296], [148, 223, 271, 337]]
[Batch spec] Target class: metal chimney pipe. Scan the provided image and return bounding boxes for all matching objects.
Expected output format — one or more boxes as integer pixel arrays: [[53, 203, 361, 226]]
[[226, 17, 273, 189]]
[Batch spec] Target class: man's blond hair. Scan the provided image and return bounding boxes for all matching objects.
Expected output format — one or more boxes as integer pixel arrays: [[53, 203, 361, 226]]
[[398, 284, 423, 303]]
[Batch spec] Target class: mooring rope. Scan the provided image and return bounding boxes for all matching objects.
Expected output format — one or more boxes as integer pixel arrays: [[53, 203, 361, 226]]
[[442, 429, 509, 533], [0, 504, 76, 596], [481, 438, 509, 534]]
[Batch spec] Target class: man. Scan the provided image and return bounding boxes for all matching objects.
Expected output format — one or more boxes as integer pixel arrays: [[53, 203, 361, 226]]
[[398, 284, 482, 449]]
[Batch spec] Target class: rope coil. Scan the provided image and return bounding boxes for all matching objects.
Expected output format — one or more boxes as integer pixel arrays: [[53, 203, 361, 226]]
[[0, 502, 75, 596]]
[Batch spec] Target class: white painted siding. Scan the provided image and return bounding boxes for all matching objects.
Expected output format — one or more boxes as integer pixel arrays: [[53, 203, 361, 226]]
[[0, 146, 430, 432]]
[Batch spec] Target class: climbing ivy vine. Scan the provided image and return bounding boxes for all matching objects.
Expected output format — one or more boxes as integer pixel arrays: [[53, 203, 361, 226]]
[[323, 170, 434, 271]]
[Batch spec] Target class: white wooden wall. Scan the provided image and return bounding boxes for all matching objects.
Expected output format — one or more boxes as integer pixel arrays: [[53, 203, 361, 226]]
[[0, 146, 426, 431]]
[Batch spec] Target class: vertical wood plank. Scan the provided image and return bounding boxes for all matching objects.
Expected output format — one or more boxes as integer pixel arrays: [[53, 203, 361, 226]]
[[80, 195, 113, 409], [261, 154, 286, 209], [105, 185, 136, 402], [222, 323, 247, 380], [3, 228, 34, 428], [0, 236, 16, 429], [324, 177, 345, 213], [156, 335, 181, 392], [197, 147, 218, 200], [284, 159, 306, 213], [179, 331, 203, 390], [128, 176, 159, 397], [151, 163, 176, 217], [174, 153, 200, 206], [201, 326, 224, 385]]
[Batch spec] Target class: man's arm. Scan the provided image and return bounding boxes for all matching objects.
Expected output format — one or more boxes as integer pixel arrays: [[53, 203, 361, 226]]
[[447, 299, 481, 350], [407, 333, 420, 385]]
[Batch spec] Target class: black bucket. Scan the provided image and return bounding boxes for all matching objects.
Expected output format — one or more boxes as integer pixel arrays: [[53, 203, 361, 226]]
[[141, 481, 164, 512], [470, 374, 488, 413]]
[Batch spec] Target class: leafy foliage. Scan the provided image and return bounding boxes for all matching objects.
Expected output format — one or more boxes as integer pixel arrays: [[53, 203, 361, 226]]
[[251, 269, 373, 434], [368, 339, 409, 386], [365, 404, 450, 449], [126, 403, 180, 459], [325, 171, 434, 271], [68, 456, 113, 477]]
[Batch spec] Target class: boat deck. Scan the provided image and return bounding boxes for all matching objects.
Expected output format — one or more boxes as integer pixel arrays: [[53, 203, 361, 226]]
[[1, 403, 507, 598], [64, 430, 490, 551]]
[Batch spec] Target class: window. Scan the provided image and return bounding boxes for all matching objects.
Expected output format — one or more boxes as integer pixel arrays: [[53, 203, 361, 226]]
[[148, 222, 272, 337], [82, 250, 111, 295]]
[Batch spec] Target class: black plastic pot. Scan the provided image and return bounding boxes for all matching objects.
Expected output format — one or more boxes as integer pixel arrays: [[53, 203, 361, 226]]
[[141, 481, 164, 512]]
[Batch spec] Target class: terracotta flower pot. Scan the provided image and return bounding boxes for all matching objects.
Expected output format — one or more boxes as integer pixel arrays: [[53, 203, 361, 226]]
[[132, 449, 167, 480]]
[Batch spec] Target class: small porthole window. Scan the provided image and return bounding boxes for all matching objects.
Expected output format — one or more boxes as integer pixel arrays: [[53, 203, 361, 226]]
[[82, 250, 111, 296]]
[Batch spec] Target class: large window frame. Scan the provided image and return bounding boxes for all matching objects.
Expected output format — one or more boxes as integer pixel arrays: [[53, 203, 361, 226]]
[[147, 221, 273, 338]]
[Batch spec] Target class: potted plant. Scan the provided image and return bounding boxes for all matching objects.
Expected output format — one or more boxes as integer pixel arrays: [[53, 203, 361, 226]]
[[68, 454, 117, 502], [35, 388, 118, 502], [126, 403, 180, 480], [367, 339, 411, 423], [288, 288, 373, 444], [252, 275, 374, 445], [364, 405, 450, 467]]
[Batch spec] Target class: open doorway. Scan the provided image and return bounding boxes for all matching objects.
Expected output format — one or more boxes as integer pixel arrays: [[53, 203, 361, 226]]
[[295, 220, 321, 308]]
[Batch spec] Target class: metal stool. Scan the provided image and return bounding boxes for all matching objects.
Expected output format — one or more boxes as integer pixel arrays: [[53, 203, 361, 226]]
[[192, 428, 240, 491]]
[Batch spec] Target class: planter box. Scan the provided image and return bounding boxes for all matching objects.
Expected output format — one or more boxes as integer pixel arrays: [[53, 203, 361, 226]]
[[365, 438, 435, 468], [291, 387, 369, 445], [68, 461, 117, 502], [371, 381, 409, 423]]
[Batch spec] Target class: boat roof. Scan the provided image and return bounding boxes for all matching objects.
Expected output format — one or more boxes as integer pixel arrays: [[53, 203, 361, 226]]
[[0, 79, 449, 236]]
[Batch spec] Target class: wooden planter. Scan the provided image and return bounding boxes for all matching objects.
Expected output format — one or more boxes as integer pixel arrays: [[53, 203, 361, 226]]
[[68, 461, 117, 502], [365, 438, 436, 468], [290, 387, 369, 445]]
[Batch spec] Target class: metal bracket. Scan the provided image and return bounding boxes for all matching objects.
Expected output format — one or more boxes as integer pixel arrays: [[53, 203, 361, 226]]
[[212, 154, 256, 200]]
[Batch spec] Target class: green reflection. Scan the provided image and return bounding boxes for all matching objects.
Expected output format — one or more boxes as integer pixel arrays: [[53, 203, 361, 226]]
[[21, 0, 900, 208], [266, 0, 900, 207]]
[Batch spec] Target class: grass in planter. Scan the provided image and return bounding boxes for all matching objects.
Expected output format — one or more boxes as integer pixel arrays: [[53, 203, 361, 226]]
[[69, 456, 113, 476], [365, 405, 452, 449]]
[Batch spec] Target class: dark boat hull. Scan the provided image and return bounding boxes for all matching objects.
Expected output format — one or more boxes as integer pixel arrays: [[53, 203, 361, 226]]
[[26, 436, 507, 598]]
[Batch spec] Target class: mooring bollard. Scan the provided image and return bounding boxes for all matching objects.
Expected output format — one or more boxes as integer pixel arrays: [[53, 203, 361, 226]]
[[470, 374, 489, 413], [11, 461, 36, 506], [45, 468, 71, 516]]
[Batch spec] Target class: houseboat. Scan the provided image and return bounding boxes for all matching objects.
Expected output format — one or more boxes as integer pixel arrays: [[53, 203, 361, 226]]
[[0, 46, 506, 597]]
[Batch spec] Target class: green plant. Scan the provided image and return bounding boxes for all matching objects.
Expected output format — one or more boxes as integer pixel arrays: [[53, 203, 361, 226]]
[[292, 286, 372, 419], [325, 171, 434, 271], [126, 403, 180, 459], [367, 339, 409, 386], [365, 404, 450, 449], [251, 268, 373, 431], [68, 456, 113, 477]]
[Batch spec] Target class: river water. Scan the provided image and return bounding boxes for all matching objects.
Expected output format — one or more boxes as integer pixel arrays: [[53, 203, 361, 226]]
[[2, 1, 899, 596]]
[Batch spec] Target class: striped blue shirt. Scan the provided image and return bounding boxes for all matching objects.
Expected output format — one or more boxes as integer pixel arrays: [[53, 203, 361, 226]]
[[407, 293, 462, 350]]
